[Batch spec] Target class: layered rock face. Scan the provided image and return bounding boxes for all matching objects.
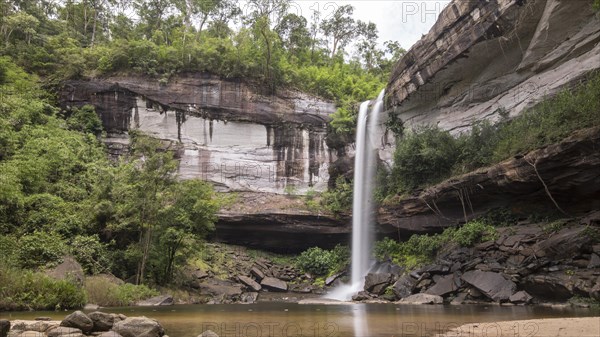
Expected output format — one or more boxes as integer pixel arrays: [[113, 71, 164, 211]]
[[61, 74, 338, 194], [386, 0, 600, 132]]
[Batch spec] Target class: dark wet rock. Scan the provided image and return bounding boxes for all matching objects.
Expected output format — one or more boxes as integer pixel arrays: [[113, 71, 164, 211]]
[[588, 254, 600, 269], [238, 275, 261, 292], [88, 312, 114, 332], [112, 317, 164, 337], [450, 292, 468, 305], [352, 291, 372, 301], [260, 277, 288, 292], [364, 273, 393, 295], [425, 274, 461, 297], [399, 294, 443, 305], [522, 275, 574, 301], [392, 275, 416, 299], [136, 295, 174, 306], [0, 320, 9, 337], [461, 271, 516, 302], [534, 227, 592, 259], [60, 311, 93, 334], [509, 291, 533, 304]]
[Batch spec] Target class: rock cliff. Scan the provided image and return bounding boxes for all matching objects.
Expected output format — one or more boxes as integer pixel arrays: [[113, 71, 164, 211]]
[[386, 0, 600, 132], [61, 74, 339, 194]]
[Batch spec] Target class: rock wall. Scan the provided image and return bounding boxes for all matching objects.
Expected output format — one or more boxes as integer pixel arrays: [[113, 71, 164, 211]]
[[386, 0, 600, 132], [61, 74, 339, 194]]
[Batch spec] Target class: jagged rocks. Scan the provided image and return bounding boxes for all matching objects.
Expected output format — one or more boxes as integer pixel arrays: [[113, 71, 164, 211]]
[[461, 271, 516, 302], [112, 317, 164, 337], [364, 273, 393, 295], [250, 266, 265, 281], [60, 311, 93, 334], [399, 294, 443, 305], [425, 274, 461, 297], [238, 275, 262, 292], [260, 277, 288, 292], [391, 275, 416, 299], [509, 291, 533, 304], [87, 312, 114, 332]]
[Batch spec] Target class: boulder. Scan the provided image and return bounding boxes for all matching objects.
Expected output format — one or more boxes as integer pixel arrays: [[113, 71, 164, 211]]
[[198, 279, 243, 300], [99, 332, 123, 337], [588, 253, 600, 269], [391, 275, 416, 299], [461, 271, 516, 302], [0, 320, 9, 337], [88, 311, 115, 331], [47, 327, 83, 337], [238, 275, 261, 292], [136, 295, 174, 306], [260, 277, 288, 292], [509, 291, 533, 304], [325, 272, 344, 286], [240, 292, 259, 304], [364, 273, 393, 295], [250, 266, 265, 281], [197, 330, 220, 337], [112, 317, 164, 337], [352, 291, 372, 301], [534, 227, 591, 259], [399, 294, 443, 305], [46, 256, 85, 285], [590, 277, 600, 301], [450, 292, 468, 305], [425, 274, 461, 297], [61, 311, 93, 333]]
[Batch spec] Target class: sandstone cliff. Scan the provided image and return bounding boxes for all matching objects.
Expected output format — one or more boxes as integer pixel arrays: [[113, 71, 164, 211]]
[[386, 0, 600, 132]]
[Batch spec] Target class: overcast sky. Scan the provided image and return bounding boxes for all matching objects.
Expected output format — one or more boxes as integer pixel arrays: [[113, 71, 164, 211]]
[[257, 1, 452, 51]]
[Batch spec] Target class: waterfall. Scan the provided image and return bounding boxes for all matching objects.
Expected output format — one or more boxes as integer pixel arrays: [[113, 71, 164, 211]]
[[326, 89, 385, 301]]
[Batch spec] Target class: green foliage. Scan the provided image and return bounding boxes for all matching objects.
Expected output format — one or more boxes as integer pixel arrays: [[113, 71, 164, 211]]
[[0, 263, 86, 310], [70, 235, 112, 275], [65, 105, 103, 136], [374, 221, 498, 269], [84, 276, 159, 307], [390, 125, 458, 192], [478, 208, 520, 227], [321, 176, 353, 214], [594, 0, 600, 11], [296, 245, 349, 276], [17, 231, 67, 269]]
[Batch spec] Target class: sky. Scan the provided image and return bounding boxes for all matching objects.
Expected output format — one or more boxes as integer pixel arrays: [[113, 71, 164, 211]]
[[239, 1, 451, 52]]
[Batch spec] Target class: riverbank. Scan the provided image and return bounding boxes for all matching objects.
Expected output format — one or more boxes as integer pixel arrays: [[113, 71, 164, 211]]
[[437, 317, 600, 337]]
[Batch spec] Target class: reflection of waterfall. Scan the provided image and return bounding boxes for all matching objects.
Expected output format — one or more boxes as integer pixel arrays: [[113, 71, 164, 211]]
[[352, 304, 369, 337], [326, 89, 385, 301]]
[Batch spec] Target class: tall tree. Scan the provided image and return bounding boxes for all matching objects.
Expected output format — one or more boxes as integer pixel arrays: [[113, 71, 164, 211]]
[[320, 4, 360, 60], [275, 13, 309, 54]]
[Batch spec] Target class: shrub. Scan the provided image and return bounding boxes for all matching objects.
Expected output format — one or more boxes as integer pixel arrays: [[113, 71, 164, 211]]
[[85, 276, 159, 307], [66, 105, 103, 136], [321, 176, 353, 214], [17, 231, 67, 269], [70, 235, 112, 275], [452, 220, 498, 247], [296, 245, 349, 276]]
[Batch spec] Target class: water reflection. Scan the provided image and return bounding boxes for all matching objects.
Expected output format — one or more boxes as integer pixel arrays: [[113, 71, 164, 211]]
[[352, 304, 369, 337]]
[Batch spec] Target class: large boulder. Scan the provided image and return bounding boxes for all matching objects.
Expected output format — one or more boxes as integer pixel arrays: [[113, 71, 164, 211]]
[[364, 273, 393, 295], [534, 227, 592, 259], [238, 275, 261, 292], [461, 271, 516, 302], [99, 332, 123, 337], [46, 256, 85, 285], [425, 274, 461, 297], [61, 311, 93, 334], [0, 320, 9, 337], [260, 277, 288, 292], [136, 295, 174, 306], [47, 326, 84, 337], [111, 317, 164, 337], [399, 294, 443, 305], [88, 312, 115, 332], [391, 275, 416, 299]]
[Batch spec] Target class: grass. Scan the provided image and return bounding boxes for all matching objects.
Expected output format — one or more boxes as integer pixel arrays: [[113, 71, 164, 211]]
[[84, 276, 158, 307]]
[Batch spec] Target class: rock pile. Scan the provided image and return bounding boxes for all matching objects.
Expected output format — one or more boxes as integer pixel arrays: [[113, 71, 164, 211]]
[[7, 312, 166, 337], [355, 219, 600, 305]]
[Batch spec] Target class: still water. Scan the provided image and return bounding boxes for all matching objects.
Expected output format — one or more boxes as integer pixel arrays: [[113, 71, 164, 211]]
[[1, 303, 598, 337]]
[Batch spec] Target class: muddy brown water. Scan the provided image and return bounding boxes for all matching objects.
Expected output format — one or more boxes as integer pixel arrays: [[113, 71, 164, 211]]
[[1, 303, 598, 337]]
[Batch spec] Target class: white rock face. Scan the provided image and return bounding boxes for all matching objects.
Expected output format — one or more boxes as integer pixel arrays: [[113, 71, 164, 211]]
[[130, 98, 334, 194]]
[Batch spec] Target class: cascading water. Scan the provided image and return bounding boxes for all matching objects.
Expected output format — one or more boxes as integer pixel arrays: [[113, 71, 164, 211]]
[[326, 89, 385, 301]]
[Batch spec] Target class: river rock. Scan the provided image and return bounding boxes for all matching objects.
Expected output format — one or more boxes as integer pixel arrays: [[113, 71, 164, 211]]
[[197, 330, 219, 337], [98, 332, 123, 337], [364, 273, 393, 295], [88, 311, 114, 331], [250, 266, 265, 281], [136, 295, 174, 306], [425, 273, 461, 297], [238, 275, 261, 292], [112, 317, 164, 337], [391, 275, 416, 299], [0, 320, 9, 337], [61, 311, 93, 333], [461, 271, 516, 302], [260, 277, 288, 292], [325, 272, 344, 286], [399, 294, 443, 305], [509, 291, 533, 304], [47, 326, 83, 337]]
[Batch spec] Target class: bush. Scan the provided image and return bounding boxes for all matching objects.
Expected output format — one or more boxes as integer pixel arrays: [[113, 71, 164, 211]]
[[84, 276, 159, 307], [452, 220, 498, 247], [70, 235, 112, 275], [390, 125, 458, 193], [0, 264, 85, 310], [321, 176, 353, 214], [17, 231, 67, 269], [66, 105, 103, 136], [296, 245, 349, 276]]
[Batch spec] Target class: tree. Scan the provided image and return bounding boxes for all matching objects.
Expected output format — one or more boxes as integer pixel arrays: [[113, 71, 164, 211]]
[[356, 21, 382, 71], [320, 5, 360, 60], [275, 13, 309, 54]]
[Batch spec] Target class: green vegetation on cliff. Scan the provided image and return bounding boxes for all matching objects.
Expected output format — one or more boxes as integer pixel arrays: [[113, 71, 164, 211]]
[[0, 58, 221, 309]]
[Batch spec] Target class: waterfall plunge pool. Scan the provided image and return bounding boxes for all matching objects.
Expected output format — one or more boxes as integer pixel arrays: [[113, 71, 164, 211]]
[[2, 302, 598, 337]]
